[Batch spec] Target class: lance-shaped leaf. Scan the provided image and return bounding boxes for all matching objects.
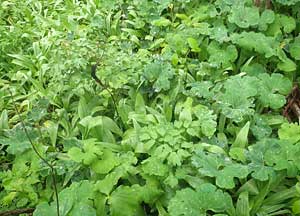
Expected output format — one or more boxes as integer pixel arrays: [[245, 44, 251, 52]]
[[274, 0, 300, 5]]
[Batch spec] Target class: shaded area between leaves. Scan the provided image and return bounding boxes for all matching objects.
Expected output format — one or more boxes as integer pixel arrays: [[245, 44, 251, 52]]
[[283, 84, 300, 122]]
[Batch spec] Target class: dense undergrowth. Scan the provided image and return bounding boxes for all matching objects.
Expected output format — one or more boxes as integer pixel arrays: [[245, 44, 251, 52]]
[[1, 0, 300, 215]]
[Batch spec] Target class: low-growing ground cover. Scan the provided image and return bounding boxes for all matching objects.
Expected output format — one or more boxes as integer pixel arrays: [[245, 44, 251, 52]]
[[0, 0, 300, 215]]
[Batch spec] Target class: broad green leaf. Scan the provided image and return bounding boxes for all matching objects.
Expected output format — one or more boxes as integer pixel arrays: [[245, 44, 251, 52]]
[[209, 21, 229, 43], [231, 32, 278, 58], [290, 39, 300, 60], [91, 149, 120, 174], [79, 116, 122, 141], [68, 140, 103, 165], [277, 57, 297, 72], [95, 169, 124, 195], [264, 140, 300, 175], [248, 140, 277, 181], [109, 185, 144, 216], [143, 60, 174, 92], [267, 13, 296, 36], [0, 126, 38, 155], [33, 202, 56, 216], [292, 200, 300, 214], [217, 75, 258, 122], [280, 14, 296, 33], [193, 104, 217, 137], [259, 10, 275, 31], [142, 157, 169, 176], [38, 181, 95, 216], [192, 151, 249, 189], [187, 37, 201, 52], [290, 37, 300, 60], [207, 41, 238, 68], [278, 123, 300, 144], [141, 177, 163, 203], [251, 114, 272, 140], [70, 203, 96, 216], [152, 17, 171, 27], [168, 183, 233, 216], [68, 147, 85, 163], [165, 33, 188, 54], [187, 81, 214, 99], [228, 6, 260, 28]]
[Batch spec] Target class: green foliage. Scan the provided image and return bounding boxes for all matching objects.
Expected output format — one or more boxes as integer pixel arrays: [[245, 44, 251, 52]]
[[168, 183, 233, 216], [1, 0, 300, 215]]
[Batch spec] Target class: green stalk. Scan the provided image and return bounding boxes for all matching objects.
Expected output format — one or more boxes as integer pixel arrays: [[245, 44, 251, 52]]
[[218, 113, 226, 133], [256, 102, 264, 114]]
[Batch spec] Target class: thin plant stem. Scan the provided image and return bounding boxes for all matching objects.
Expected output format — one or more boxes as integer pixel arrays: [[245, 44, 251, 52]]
[[91, 62, 120, 120], [8, 89, 60, 216]]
